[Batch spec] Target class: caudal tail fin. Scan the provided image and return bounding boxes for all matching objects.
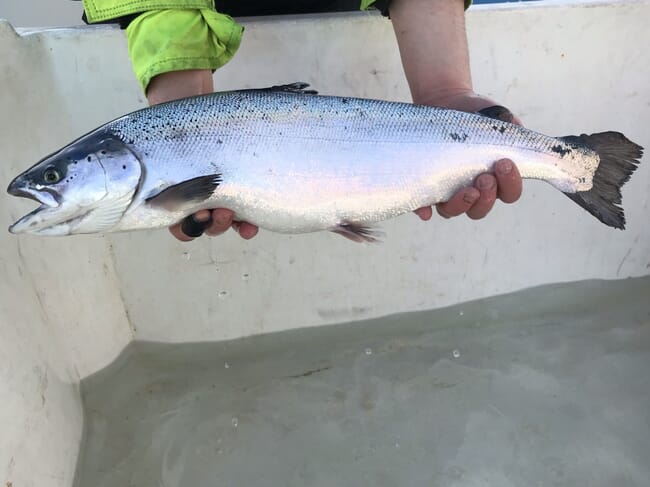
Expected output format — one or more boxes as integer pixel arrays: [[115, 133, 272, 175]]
[[561, 132, 643, 229]]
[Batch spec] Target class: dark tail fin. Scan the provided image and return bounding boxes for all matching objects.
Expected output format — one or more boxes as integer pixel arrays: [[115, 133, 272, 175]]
[[561, 132, 643, 229]]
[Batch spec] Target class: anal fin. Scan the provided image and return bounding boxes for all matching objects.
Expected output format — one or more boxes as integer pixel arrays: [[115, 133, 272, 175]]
[[146, 174, 222, 211], [331, 222, 384, 243]]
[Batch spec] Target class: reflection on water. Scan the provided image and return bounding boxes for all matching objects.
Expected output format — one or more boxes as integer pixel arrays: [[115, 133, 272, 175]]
[[75, 277, 650, 487]]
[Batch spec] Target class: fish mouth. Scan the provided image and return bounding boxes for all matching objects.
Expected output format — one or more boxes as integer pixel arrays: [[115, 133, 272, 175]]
[[8, 204, 91, 235], [7, 179, 60, 208], [6, 181, 85, 235]]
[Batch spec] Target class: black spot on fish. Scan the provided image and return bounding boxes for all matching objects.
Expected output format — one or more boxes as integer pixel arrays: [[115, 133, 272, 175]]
[[551, 144, 572, 157], [101, 150, 106, 155], [217, 139, 223, 144], [122, 165, 127, 170], [86, 156, 91, 162], [342, 98, 349, 104], [450, 133, 468, 142]]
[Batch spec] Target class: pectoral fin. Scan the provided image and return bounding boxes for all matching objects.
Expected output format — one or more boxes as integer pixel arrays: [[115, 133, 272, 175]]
[[145, 174, 222, 211]]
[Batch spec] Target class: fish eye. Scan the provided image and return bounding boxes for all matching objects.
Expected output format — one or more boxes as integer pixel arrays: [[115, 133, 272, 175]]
[[43, 167, 62, 185]]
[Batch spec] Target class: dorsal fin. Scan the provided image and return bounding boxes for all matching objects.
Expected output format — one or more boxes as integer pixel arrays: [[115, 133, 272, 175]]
[[255, 82, 318, 95], [477, 105, 515, 123]]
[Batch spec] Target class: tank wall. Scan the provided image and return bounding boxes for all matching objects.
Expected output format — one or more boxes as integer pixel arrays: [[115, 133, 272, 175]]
[[0, 2, 648, 486]]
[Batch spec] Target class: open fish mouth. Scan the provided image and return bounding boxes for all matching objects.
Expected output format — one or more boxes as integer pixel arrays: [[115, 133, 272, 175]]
[[7, 182, 61, 208], [6, 188, 88, 235], [8, 204, 93, 235], [6, 180, 66, 234]]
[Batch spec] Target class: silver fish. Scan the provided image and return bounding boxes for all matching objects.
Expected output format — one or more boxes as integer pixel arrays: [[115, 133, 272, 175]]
[[6, 83, 644, 241]]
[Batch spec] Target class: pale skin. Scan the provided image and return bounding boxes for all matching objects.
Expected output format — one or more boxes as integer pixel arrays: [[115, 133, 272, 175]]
[[146, 0, 523, 242]]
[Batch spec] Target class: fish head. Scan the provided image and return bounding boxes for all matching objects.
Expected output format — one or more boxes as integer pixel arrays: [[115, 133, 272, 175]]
[[7, 129, 142, 236]]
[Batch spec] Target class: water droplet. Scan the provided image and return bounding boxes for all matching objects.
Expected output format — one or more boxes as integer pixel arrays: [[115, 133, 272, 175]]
[[395, 443, 400, 448], [231, 417, 239, 427], [365, 348, 372, 355], [216, 448, 223, 455], [459, 310, 464, 316], [449, 465, 465, 479], [242, 273, 250, 281], [224, 362, 230, 369], [452, 349, 461, 359], [218, 291, 228, 299], [182, 251, 191, 260]]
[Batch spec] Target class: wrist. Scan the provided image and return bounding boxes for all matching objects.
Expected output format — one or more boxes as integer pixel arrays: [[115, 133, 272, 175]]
[[147, 70, 214, 105], [412, 87, 475, 108]]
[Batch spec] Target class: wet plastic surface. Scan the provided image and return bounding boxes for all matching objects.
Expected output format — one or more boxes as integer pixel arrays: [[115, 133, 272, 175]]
[[76, 277, 650, 487]]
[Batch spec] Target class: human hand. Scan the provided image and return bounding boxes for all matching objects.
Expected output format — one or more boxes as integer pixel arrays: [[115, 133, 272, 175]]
[[413, 92, 523, 222], [147, 70, 259, 241]]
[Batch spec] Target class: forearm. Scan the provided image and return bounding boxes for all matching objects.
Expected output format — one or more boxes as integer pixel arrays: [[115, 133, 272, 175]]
[[389, 0, 473, 106]]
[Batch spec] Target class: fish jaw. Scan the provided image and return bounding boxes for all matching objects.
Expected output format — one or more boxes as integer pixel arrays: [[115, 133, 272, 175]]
[[7, 178, 60, 208], [8, 199, 88, 235], [7, 177, 97, 235], [7, 177, 84, 235]]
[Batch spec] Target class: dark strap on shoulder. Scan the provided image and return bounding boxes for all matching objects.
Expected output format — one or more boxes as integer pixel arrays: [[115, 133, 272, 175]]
[[73, 0, 392, 29]]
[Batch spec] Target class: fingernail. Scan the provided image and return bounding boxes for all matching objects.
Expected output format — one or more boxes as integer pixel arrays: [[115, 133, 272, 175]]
[[477, 175, 495, 191], [497, 160, 513, 175], [463, 192, 479, 204]]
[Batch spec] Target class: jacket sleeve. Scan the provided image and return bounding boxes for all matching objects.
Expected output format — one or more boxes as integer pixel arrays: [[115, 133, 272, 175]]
[[83, 0, 213, 23], [81, 1, 243, 93]]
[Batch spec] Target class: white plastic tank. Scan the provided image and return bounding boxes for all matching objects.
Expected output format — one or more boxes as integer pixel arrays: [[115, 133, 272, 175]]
[[1, 1, 649, 486]]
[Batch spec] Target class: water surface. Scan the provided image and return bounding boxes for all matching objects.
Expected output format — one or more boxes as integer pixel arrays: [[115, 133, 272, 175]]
[[75, 277, 650, 487]]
